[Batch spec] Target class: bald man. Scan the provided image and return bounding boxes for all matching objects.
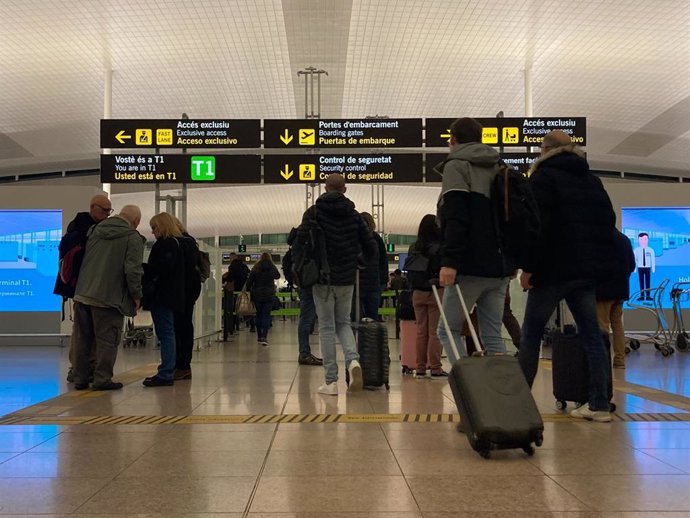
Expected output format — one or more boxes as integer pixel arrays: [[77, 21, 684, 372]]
[[518, 130, 617, 422], [55, 194, 113, 383]]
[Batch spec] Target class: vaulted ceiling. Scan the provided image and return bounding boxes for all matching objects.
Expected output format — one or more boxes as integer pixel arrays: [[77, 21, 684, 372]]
[[1, 0, 688, 237]]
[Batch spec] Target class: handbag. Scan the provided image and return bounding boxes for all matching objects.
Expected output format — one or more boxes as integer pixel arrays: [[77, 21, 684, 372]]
[[235, 290, 256, 317]]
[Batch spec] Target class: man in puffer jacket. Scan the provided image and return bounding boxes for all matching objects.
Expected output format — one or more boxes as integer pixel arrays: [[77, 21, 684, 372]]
[[519, 130, 617, 423], [299, 173, 376, 396], [434, 117, 514, 364]]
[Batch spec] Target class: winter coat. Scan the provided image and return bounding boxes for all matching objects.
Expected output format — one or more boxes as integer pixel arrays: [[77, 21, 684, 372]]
[[179, 233, 202, 307], [247, 261, 280, 302], [522, 145, 616, 286], [143, 236, 185, 313], [359, 232, 387, 293], [596, 229, 636, 301], [301, 191, 377, 286], [435, 143, 513, 278], [73, 216, 144, 316]]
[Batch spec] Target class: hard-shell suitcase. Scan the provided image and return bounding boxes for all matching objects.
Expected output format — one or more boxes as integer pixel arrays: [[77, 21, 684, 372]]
[[399, 319, 417, 374], [551, 330, 615, 411], [432, 284, 544, 459]]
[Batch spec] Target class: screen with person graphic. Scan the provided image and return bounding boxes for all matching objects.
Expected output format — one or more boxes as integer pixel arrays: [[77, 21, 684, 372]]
[[0, 210, 62, 312], [621, 207, 690, 310]]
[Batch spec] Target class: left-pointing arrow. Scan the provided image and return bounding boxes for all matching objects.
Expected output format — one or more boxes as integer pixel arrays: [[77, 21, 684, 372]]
[[280, 165, 294, 180], [116, 130, 132, 144]]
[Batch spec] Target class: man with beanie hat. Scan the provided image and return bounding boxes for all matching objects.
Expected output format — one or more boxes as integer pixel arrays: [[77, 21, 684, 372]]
[[433, 117, 514, 364]]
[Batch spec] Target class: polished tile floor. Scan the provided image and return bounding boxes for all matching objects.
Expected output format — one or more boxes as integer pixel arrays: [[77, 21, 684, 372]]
[[2, 317, 690, 516]]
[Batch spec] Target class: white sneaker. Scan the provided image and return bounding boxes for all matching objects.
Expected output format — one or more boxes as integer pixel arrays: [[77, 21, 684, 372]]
[[347, 360, 363, 392], [570, 404, 612, 422], [317, 381, 338, 396]]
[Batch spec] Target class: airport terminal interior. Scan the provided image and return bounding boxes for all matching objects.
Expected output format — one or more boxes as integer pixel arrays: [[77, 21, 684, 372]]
[[1, 1, 690, 516]]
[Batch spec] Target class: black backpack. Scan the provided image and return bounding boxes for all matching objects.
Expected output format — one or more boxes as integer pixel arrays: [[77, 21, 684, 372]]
[[491, 165, 541, 269], [281, 248, 294, 287], [404, 242, 440, 290], [396, 289, 415, 321], [291, 208, 330, 289]]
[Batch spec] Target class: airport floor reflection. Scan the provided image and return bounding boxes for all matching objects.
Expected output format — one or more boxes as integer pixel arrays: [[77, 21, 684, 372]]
[[2, 318, 690, 516]]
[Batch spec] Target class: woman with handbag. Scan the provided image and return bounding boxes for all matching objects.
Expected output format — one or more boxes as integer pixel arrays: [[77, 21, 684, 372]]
[[406, 214, 447, 379], [142, 212, 185, 387], [246, 252, 280, 346]]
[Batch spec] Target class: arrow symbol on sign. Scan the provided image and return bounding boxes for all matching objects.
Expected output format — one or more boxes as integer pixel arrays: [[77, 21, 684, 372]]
[[280, 129, 293, 145], [115, 130, 132, 144], [440, 129, 451, 144], [280, 165, 294, 180]]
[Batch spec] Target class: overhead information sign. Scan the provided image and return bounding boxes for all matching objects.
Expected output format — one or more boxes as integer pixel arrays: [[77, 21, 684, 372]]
[[264, 154, 423, 184], [100, 154, 261, 183], [100, 119, 261, 149], [425, 152, 542, 179], [264, 119, 423, 148], [425, 117, 586, 148]]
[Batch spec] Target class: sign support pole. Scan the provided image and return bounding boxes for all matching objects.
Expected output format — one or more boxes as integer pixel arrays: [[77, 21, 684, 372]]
[[102, 68, 112, 197]]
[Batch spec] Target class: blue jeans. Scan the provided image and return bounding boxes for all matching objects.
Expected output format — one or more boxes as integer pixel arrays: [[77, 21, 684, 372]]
[[313, 284, 359, 384], [151, 304, 176, 381], [519, 279, 610, 411], [254, 300, 273, 342], [298, 287, 316, 356], [437, 275, 509, 364]]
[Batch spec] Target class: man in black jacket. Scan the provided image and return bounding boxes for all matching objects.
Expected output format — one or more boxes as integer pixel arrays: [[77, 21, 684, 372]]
[[519, 130, 616, 422], [54, 194, 113, 383], [298, 173, 376, 395], [597, 229, 636, 369]]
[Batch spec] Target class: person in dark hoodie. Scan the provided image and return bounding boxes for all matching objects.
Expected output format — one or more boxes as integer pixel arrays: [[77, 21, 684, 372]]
[[55, 194, 113, 383], [296, 173, 377, 396], [142, 212, 186, 387], [597, 229, 636, 369], [72, 205, 143, 390], [246, 252, 280, 346], [519, 130, 617, 423], [434, 117, 514, 364], [353, 212, 387, 321]]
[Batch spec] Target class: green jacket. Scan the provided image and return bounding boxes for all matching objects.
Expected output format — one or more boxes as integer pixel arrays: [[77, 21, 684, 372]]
[[74, 216, 144, 316]]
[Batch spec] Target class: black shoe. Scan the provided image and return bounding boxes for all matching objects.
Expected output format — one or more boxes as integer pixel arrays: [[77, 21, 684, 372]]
[[74, 383, 89, 390], [92, 381, 123, 391], [66, 368, 75, 383], [143, 376, 174, 387], [298, 354, 323, 366], [637, 296, 645, 301]]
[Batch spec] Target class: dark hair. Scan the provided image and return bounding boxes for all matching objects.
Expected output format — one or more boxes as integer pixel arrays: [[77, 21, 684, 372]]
[[638, 232, 648, 238], [449, 117, 483, 144], [416, 214, 440, 248]]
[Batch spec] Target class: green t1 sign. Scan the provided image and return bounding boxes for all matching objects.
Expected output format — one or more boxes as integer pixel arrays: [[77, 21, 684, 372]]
[[191, 156, 215, 181]]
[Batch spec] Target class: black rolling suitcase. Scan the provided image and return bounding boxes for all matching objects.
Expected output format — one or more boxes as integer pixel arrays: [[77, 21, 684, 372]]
[[432, 283, 543, 459], [551, 329, 615, 411]]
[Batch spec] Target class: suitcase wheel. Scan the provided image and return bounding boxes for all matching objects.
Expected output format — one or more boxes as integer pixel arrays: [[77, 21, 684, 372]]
[[625, 346, 631, 355], [468, 433, 491, 459], [556, 399, 567, 411], [629, 339, 640, 350], [534, 433, 544, 447], [609, 402, 617, 412], [523, 445, 535, 456], [401, 365, 414, 375]]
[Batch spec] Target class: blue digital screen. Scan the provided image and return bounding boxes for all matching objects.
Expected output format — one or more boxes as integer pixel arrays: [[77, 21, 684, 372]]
[[0, 210, 62, 312], [622, 207, 690, 310]]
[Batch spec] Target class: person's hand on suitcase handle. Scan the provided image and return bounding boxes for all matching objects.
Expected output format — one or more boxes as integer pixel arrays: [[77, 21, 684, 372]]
[[439, 266, 457, 287], [520, 271, 534, 291]]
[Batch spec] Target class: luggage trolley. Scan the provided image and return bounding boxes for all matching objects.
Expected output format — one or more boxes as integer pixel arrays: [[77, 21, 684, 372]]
[[670, 281, 690, 352], [123, 310, 155, 348], [625, 278, 674, 357]]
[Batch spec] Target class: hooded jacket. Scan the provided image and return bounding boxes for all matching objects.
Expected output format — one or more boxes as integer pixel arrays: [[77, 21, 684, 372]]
[[302, 191, 376, 286], [435, 142, 512, 278], [596, 229, 636, 301], [74, 216, 144, 316], [522, 145, 616, 286], [247, 260, 280, 302]]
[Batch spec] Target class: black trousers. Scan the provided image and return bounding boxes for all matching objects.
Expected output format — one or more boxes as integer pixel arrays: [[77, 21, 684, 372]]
[[174, 304, 195, 370], [638, 268, 651, 297]]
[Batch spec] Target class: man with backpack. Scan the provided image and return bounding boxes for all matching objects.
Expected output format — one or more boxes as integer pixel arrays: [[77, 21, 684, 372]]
[[519, 130, 616, 422], [294, 173, 376, 395], [54, 194, 113, 383], [434, 117, 515, 363]]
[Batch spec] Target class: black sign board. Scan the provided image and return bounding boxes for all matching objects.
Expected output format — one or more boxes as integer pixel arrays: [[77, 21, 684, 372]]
[[100, 119, 261, 149], [425, 152, 542, 179], [100, 154, 261, 184], [264, 154, 423, 184], [425, 117, 586, 148], [264, 119, 423, 148]]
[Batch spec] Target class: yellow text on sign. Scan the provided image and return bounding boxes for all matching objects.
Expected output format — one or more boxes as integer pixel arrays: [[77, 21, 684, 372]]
[[136, 129, 152, 145], [157, 129, 173, 145], [502, 127, 519, 144], [299, 164, 316, 181], [299, 129, 315, 145], [482, 127, 498, 145]]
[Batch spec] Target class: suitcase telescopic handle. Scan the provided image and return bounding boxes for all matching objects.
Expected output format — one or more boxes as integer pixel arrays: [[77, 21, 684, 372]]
[[431, 282, 484, 359]]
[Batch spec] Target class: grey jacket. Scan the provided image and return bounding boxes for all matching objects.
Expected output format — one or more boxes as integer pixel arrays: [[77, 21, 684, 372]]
[[74, 216, 144, 316]]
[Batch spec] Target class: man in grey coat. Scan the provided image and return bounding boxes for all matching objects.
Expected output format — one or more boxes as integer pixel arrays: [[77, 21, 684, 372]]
[[72, 205, 144, 390]]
